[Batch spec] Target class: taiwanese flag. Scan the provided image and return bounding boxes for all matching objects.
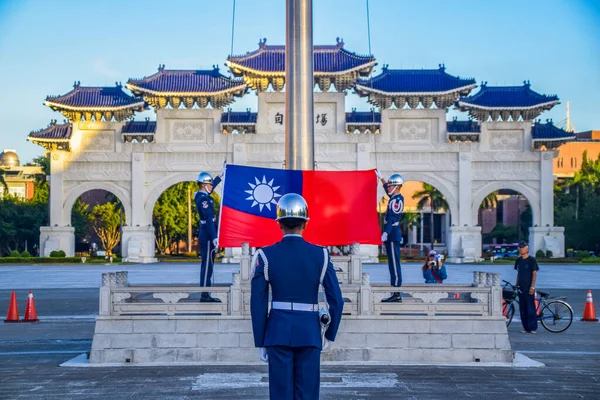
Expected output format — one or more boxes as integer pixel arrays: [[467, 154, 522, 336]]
[[219, 164, 381, 247]]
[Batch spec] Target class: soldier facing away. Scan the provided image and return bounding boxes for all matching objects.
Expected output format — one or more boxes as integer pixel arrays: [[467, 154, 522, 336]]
[[251, 193, 344, 399]]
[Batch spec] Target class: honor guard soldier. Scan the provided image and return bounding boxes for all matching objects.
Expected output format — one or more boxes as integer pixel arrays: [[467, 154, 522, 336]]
[[251, 193, 344, 400], [377, 171, 405, 302], [195, 170, 223, 302]]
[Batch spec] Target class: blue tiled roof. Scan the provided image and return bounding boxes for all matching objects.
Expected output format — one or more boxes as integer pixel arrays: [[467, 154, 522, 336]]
[[227, 38, 375, 74], [447, 118, 480, 133], [531, 120, 575, 141], [122, 120, 156, 134], [45, 82, 144, 109], [128, 66, 246, 94], [28, 121, 72, 140], [458, 82, 559, 109], [346, 110, 381, 123], [221, 110, 257, 124], [356, 65, 476, 94]]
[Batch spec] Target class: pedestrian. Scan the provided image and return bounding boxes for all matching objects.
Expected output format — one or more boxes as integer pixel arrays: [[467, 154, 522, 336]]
[[514, 240, 539, 333], [250, 193, 344, 400], [194, 169, 223, 302], [376, 171, 404, 302], [422, 250, 447, 284]]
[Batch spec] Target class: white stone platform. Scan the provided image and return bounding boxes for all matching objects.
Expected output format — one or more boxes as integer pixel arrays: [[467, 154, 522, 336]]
[[89, 252, 512, 364]]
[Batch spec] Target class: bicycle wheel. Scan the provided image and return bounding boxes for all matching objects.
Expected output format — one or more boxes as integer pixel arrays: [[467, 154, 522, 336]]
[[503, 302, 515, 327], [540, 300, 573, 333]]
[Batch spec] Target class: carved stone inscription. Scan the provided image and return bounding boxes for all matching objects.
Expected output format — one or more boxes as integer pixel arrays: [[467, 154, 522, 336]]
[[169, 120, 207, 142], [489, 131, 523, 151], [80, 131, 115, 152], [267, 103, 336, 134], [393, 120, 431, 141]]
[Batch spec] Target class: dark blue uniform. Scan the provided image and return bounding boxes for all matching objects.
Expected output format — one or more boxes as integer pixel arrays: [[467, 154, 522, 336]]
[[515, 256, 539, 332], [251, 234, 344, 400], [383, 183, 404, 287], [194, 176, 221, 293]]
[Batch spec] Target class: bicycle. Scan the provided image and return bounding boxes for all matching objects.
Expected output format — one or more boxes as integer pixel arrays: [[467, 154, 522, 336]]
[[501, 280, 574, 333]]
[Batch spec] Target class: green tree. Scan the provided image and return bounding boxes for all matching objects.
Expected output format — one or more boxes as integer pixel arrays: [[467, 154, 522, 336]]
[[488, 223, 519, 244], [72, 199, 93, 241], [153, 182, 199, 255], [480, 191, 498, 209], [412, 184, 449, 250], [0, 168, 7, 194], [91, 202, 122, 256]]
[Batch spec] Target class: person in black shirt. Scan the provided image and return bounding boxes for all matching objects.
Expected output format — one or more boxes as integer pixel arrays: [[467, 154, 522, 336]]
[[514, 240, 539, 333]]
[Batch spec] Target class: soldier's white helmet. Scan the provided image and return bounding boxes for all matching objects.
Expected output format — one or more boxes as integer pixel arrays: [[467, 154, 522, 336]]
[[276, 193, 309, 221], [197, 172, 213, 185], [387, 174, 404, 186]]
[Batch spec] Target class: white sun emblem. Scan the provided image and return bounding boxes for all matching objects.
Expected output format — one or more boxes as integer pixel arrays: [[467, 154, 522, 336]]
[[245, 176, 282, 212]]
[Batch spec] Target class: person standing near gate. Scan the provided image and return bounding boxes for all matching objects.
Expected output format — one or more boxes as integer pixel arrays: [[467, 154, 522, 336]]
[[195, 169, 223, 302], [514, 240, 539, 333], [250, 193, 344, 400], [376, 171, 405, 302]]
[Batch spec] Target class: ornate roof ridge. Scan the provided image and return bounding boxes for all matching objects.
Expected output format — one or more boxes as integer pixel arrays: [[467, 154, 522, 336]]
[[362, 64, 476, 85], [228, 37, 374, 61], [128, 65, 241, 83]]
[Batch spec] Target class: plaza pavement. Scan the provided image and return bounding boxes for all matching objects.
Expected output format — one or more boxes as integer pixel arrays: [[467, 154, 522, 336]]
[[0, 262, 599, 399]]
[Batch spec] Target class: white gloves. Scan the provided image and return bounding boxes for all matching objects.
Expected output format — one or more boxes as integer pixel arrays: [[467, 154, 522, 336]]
[[381, 232, 388, 242], [212, 238, 219, 248], [219, 166, 226, 178], [375, 169, 383, 179], [259, 347, 269, 363], [323, 339, 331, 351]]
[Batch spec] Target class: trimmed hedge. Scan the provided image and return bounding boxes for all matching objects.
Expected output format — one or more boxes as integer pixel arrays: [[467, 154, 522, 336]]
[[9, 250, 21, 257], [0, 257, 83, 264], [20, 250, 32, 257], [580, 258, 600, 263]]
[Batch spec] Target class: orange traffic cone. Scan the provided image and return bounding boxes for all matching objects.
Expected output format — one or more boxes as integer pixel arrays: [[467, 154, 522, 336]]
[[4, 291, 20, 323], [581, 290, 598, 322], [454, 293, 461, 299], [22, 291, 39, 323]]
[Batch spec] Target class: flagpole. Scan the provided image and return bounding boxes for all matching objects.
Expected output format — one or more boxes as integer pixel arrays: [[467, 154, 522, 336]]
[[285, 0, 314, 170]]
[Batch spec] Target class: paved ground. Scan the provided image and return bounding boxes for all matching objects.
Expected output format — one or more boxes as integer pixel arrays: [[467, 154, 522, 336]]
[[0, 263, 599, 399]]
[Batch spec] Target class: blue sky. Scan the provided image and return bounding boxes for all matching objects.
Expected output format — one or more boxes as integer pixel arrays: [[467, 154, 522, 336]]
[[0, 0, 598, 163]]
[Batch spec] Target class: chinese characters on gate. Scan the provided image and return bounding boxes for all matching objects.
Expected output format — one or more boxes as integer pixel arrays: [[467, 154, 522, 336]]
[[274, 112, 328, 126]]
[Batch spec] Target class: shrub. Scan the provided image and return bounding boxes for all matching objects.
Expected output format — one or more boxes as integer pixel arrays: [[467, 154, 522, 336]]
[[9, 250, 21, 257], [581, 258, 600, 263], [49, 251, 59, 257], [535, 250, 545, 258], [545, 250, 553, 258], [20, 250, 32, 257], [575, 250, 590, 259], [49, 250, 66, 258], [57, 250, 66, 257]]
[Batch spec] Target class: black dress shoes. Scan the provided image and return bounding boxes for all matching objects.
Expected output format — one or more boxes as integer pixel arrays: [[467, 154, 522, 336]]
[[382, 292, 402, 302]]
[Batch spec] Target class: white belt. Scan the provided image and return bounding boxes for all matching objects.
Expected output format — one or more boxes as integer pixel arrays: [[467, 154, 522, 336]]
[[200, 219, 215, 225], [271, 301, 319, 312]]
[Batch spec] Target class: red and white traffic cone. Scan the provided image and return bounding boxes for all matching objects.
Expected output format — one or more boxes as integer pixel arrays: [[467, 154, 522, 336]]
[[581, 290, 598, 322], [22, 291, 39, 323], [4, 291, 20, 323]]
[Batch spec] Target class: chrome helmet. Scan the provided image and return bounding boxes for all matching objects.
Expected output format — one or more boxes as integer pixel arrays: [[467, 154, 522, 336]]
[[197, 172, 213, 185], [276, 193, 309, 221], [387, 173, 404, 186]]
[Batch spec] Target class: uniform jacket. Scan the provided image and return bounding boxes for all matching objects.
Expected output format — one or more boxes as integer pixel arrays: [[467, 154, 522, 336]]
[[382, 183, 404, 242], [250, 235, 344, 349], [194, 176, 221, 241]]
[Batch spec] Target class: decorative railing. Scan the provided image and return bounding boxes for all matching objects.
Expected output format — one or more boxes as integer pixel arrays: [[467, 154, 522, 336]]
[[99, 268, 502, 319]]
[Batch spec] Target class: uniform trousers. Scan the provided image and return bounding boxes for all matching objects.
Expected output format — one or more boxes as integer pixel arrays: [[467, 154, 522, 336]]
[[518, 291, 538, 332], [384, 241, 402, 287], [199, 235, 216, 296], [267, 345, 321, 400]]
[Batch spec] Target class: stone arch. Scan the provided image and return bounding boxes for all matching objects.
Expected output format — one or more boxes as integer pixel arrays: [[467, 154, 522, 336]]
[[62, 182, 132, 227], [144, 172, 201, 223], [471, 181, 540, 228], [398, 172, 459, 220]]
